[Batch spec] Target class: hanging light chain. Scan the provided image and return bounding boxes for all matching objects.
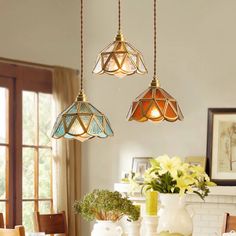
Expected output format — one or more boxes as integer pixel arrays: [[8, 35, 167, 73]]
[[80, 0, 84, 91], [153, 0, 157, 78], [118, 0, 121, 32]]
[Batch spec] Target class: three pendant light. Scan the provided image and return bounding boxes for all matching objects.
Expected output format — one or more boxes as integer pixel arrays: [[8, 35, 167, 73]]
[[52, 0, 183, 142]]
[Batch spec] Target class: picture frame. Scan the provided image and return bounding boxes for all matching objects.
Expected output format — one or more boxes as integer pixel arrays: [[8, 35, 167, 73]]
[[131, 157, 153, 180], [185, 156, 206, 170], [207, 108, 236, 185]]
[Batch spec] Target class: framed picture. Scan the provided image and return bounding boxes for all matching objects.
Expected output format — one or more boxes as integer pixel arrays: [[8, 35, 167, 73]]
[[207, 108, 236, 185], [185, 156, 206, 170], [131, 157, 153, 180]]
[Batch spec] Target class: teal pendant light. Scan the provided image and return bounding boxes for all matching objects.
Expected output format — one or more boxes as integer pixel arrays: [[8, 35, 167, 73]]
[[51, 0, 114, 142]]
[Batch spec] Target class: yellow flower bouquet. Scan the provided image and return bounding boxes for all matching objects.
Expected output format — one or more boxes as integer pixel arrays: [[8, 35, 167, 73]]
[[143, 155, 215, 199]]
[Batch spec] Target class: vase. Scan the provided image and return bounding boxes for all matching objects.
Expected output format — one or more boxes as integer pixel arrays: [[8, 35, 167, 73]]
[[141, 216, 158, 236], [126, 220, 141, 236], [91, 220, 123, 236], [157, 194, 192, 236]]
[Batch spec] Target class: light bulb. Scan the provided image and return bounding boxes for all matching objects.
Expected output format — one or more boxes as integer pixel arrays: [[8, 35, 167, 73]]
[[150, 108, 160, 118], [70, 121, 85, 135]]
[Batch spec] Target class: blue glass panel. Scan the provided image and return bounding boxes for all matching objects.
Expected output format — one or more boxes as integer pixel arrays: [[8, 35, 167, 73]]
[[80, 115, 92, 129], [67, 103, 78, 114], [80, 102, 92, 113], [88, 118, 102, 135], [88, 103, 102, 116], [64, 133, 74, 139], [104, 119, 114, 136], [53, 121, 65, 138], [98, 132, 107, 138], [95, 115, 104, 127], [65, 115, 75, 127]]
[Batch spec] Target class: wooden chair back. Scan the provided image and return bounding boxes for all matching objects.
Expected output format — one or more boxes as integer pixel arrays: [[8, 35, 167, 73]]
[[34, 211, 68, 235], [222, 213, 236, 233], [0, 226, 25, 236], [0, 213, 4, 228]]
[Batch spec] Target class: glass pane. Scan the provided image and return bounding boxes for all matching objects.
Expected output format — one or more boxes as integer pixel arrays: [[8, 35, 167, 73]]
[[39, 201, 51, 214], [23, 91, 37, 145], [22, 201, 34, 232], [39, 148, 52, 198], [39, 93, 52, 146], [0, 87, 8, 144], [23, 148, 35, 199], [0, 146, 6, 199], [0, 201, 6, 224]]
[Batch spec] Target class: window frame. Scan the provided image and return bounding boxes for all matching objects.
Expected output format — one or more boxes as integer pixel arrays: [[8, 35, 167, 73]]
[[0, 62, 53, 227]]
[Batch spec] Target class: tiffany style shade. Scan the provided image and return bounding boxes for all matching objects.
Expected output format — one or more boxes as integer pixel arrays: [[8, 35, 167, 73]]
[[52, 92, 114, 142], [93, 33, 147, 78], [127, 79, 184, 122]]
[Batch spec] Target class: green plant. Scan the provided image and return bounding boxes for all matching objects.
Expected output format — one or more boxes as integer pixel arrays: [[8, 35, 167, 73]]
[[74, 189, 140, 222], [142, 155, 216, 200]]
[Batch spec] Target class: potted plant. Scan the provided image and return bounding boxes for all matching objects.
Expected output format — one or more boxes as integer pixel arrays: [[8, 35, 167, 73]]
[[74, 189, 140, 236], [142, 155, 216, 236]]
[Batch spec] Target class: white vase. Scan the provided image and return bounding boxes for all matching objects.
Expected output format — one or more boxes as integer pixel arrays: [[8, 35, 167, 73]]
[[91, 220, 123, 236], [142, 216, 158, 236], [126, 220, 141, 236], [157, 194, 192, 236]]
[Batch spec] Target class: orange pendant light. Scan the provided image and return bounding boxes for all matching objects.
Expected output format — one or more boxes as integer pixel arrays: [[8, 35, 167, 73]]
[[127, 0, 183, 123]]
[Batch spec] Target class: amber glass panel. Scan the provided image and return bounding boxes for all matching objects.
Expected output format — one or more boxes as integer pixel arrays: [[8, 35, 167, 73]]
[[157, 100, 166, 113], [166, 103, 177, 117], [141, 100, 152, 114], [156, 89, 165, 99], [22, 148, 35, 199], [143, 89, 152, 99], [23, 91, 37, 145], [132, 103, 144, 120]]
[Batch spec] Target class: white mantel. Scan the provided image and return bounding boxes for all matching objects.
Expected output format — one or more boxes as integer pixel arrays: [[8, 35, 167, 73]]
[[114, 183, 236, 196], [114, 183, 236, 236]]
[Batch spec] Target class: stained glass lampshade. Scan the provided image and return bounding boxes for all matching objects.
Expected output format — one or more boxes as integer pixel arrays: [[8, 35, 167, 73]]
[[51, 91, 114, 142], [93, 33, 147, 78], [127, 78, 184, 122]]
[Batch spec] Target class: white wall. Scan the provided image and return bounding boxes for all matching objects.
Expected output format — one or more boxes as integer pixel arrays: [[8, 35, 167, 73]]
[[0, 0, 80, 68], [1, 0, 236, 235]]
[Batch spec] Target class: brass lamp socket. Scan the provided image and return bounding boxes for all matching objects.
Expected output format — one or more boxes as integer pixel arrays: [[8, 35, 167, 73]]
[[76, 90, 87, 102], [115, 32, 125, 41]]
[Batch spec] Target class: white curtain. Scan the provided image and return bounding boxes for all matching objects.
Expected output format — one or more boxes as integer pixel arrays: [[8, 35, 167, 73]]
[[52, 67, 81, 236]]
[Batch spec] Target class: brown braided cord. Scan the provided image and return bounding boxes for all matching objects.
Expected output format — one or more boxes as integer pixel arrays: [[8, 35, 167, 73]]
[[118, 0, 121, 32], [154, 0, 157, 78], [80, 0, 84, 90]]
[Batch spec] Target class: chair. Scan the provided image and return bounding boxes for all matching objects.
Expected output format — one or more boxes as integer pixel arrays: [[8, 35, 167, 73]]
[[0, 213, 4, 228], [0, 226, 25, 236], [34, 211, 68, 236], [222, 213, 236, 233]]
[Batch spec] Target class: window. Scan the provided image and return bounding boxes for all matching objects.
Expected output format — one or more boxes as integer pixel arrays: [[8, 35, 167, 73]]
[[0, 86, 10, 225], [22, 91, 53, 231], [0, 62, 53, 231]]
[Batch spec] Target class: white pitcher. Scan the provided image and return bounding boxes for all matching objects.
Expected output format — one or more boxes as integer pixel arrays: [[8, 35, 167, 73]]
[[157, 194, 192, 236], [126, 220, 141, 236], [91, 220, 123, 236]]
